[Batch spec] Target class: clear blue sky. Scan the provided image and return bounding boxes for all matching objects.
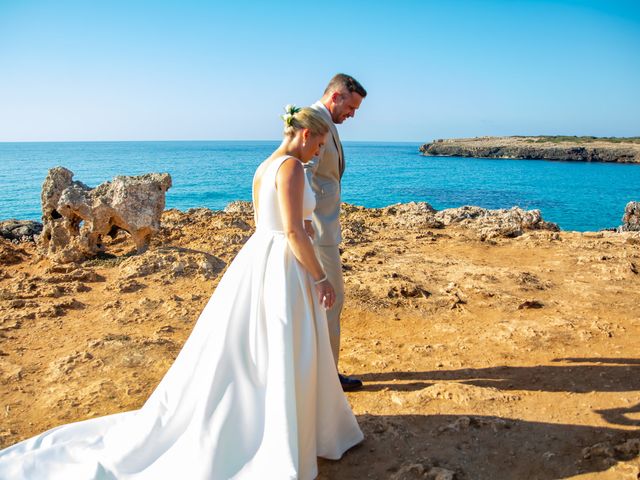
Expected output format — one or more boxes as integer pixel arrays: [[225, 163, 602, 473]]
[[0, 0, 638, 142]]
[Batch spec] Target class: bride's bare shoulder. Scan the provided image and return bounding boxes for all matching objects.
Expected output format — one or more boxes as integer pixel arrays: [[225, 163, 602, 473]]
[[274, 157, 304, 190]]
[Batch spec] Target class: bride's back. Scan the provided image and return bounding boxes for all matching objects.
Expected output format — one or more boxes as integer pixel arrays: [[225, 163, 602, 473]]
[[252, 155, 315, 233]]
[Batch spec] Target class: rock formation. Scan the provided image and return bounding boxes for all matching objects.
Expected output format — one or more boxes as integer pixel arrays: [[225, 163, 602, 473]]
[[39, 167, 172, 263], [420, 136, 640, 163], [620, 201, 640, 232], [0, 220, 43, 242], [434, 205, 560, 239], [223, 200, 253, 215], [344, 202, 559, 240]]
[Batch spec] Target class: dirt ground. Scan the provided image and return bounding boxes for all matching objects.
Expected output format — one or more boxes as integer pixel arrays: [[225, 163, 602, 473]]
[[1, 206, 639, 479]]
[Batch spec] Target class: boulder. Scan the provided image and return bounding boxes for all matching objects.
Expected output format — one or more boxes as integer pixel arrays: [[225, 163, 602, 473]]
[[39, 167, 172, 263], [620, 201, 640, 232], [382, 202, 444, 229], [223, 201, 253, 215], [0, 220, 43, 242]]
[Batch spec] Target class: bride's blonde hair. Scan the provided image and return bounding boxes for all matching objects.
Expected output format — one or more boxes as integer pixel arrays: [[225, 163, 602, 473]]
[[283, 107, 329, 137]]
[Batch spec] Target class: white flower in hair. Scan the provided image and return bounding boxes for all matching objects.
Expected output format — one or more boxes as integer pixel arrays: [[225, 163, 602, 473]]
[[281, 104, 300, 126]]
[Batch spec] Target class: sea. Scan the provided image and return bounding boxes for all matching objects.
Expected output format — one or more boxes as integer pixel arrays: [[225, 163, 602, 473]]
[[0, 141, 638, 232]]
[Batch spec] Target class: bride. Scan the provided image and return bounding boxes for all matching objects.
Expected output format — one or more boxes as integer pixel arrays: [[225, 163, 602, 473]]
[[0, 106, 364, 479]]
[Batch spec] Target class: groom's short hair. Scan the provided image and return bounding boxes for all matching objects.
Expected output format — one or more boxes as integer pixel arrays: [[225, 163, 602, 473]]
[[324, 74, 367, 98]]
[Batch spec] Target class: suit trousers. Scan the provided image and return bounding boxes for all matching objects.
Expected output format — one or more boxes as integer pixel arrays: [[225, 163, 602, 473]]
[[314, 244, 344, 367]]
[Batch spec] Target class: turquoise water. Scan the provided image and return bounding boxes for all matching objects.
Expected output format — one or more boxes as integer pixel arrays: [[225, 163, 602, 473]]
[[0, 141, 638, 231]]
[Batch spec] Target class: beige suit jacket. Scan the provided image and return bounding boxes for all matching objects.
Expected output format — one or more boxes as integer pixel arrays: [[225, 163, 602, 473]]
[[304, 101, 345, 246]]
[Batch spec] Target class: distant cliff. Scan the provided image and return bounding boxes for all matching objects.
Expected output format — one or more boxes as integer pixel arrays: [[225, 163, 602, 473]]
[[419, 136, 640, 163]]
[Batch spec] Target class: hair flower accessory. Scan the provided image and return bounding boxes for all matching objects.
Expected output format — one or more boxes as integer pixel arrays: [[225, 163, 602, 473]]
[[281, 104, 301, 126]]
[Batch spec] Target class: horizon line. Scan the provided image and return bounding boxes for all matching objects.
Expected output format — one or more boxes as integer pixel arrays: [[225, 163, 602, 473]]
[[0, 139, 425, 145], [1, 134, 638, 144]]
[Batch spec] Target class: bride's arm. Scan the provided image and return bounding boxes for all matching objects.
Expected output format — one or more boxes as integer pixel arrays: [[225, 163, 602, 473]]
[[276, 158, 324, 279], [276, 158, 335, 307]]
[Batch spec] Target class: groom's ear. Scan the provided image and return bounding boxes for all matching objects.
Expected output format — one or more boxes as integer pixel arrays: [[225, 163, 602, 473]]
[[330, 91, 341, 104]]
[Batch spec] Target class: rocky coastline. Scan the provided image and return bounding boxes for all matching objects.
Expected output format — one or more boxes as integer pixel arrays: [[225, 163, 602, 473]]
[[419, 136, 640, 163], [1, 200, 640, 478], [5, 198, 639, 252]]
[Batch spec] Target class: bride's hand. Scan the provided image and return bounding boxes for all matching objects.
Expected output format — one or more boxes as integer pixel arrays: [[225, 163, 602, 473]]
[[315, 279, 335, 309], [304, 220, 315, 239]]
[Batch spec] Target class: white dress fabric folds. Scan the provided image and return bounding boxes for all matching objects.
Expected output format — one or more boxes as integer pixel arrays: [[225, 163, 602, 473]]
[[0, 155, 364, 479]]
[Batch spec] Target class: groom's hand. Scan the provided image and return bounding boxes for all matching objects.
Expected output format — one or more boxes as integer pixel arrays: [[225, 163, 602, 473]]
[[304, 220, 315, 239]]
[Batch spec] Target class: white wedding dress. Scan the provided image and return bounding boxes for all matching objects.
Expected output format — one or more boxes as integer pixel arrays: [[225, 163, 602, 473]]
[[0, 155, 364, 480]]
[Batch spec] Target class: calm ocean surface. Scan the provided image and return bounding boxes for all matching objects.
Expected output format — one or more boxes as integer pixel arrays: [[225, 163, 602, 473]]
[[0, 141, 638, 231]]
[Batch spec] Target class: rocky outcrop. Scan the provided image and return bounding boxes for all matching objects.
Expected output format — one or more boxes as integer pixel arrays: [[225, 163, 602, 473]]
[[0, 220, 43, 242], [223, 201, 253, 215], [434, 206, 559, 239], [620, 201, 640, 232], [420, 137, 640, 163], [221, 200, 558, 243], [0, 238, 28, 266], [381, 202, 444, 229], [342, 202, 558, 241], [39, 167, 172, 263], [118, 247, 225, 281]]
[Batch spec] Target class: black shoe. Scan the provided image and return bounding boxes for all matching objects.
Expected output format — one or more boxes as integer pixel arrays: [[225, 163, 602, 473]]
[[339, 374, 363, 391]]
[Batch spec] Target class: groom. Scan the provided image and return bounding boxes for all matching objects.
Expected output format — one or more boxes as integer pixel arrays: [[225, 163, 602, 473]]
[[304, 73, 367, 391]]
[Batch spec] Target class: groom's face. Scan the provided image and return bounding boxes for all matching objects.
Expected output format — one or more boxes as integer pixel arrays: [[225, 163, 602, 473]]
[[331, 90, 364, 124]]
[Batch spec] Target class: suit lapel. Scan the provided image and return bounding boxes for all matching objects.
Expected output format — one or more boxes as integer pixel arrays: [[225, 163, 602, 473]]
[[311, 101, 345, 178], [333, 136, 344, 179]]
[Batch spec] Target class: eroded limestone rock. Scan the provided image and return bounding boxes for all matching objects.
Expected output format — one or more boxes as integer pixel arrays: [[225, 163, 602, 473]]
[[39, 167, 172, 263], [434, 206, 559, 239], [620, 201, 640, 232], [0, 238, 28, 266], [383, 202, 444, 229], [223, 200, 253, 215]]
